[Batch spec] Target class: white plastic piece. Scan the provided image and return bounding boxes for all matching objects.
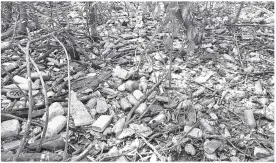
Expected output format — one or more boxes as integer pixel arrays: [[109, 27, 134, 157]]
[[92, 115, 113, 132]]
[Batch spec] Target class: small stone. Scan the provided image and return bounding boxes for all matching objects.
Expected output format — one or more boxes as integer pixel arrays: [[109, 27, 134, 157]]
[[185, 143, 196, 155], [127, 94, 138, 105], [209, 112, 218, 120], [125, 80, 135, 92], [230, 156, 240, 161], [96, 98, 109, 114], [184, 126, 203, 138], [204, 152, 218, 160], [108, 146, 120, 156], [129, 123, 152, 137], [223, 128, 231, 138], [87, 98, 97, 110], [42, 102, 64, 121], [113, 66, 128, 80], [46, 115, 67, 137], [103, 127, 113, 136], [116, 155, 128, 162], [204, 139, 222, 154], [113, 117, 126, 135], [2, 140, 21, 151], [132, 90, 144, 101], [92, 115, 113, 132], [254, 147, 272, 157], [120, 98, 132, 111], [70, 91, 93, 126], [118, 83, 126, 91], [230, 149, 237, 156], [1, 119, 20, 139], [135, 103, 147, 115], [118, 128, 135, 139], [156, 95, 169, 103]]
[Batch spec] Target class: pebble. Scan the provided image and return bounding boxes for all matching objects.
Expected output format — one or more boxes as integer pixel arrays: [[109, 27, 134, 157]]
[[87, 98, 97, 110], [184, 126, 203, 138], [254, 147, 272, 157], [46, 115, 66, 137], [120, 98, 132, 111], [2, 140, 21, 151], [92, 115, 113, 132], [70, 91, 93, 126], [127, 94, 138, 105], [42, 102, 64, 121], [132, 90, 144, 101], [1, 119, 20, 139], [185, 143, 196, 155], [204, 139, 222, 154], [96, 98, 109, 114]]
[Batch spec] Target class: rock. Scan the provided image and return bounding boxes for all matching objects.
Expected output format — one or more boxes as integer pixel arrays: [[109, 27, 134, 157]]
[[113, 117, 126, 135], [156, 95, 169, 103], [209, 112, 218, 120], [127, 94, 138, 105], [254, 147, 272, 157], [108, 146, 120, 156], [87, 98, 97, 110], [183, 126, 203, 138], [120, 98, 132, 111], [42, 102, 64, 121], [46, 115, 66, 137], [192, 87, 206, 97], [133, 90, 144, 101], [185, 143, 196, 155], [116, 155, 128, 162], [125, 80, 139, 92], [1, 119, 20, 139], [267, 102, 274, 120], [118, 83, 126, 91], [129, 123, 152, 137], [103, 127, 113, 136], [255, 80, 263, 95], [121, 33, 138, 39], [244, 110, 256, 128], [204, 139, 222, 154], [230, 156, 240, 161], [113, 66, 128, 80], [148, 104, 164, 114], [118, 128, 135, 139], [70, 91, 93, 126], [96, 98, 109, 114], [139, 76, 147, 92], [92, 115, 113, 132], [149, 113, 166, 125], [2, 140, 21, 151], [200, 118, 215, 133], [135, 103, 147, 115], [204, 152, 218, 160], [13, 75, 29, 85]]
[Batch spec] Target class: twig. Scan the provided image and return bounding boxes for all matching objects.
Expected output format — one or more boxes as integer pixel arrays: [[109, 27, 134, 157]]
[[227, 139, 256, 159], [1, 66, 28, 99], [53, 34, 72, 161], [233, 33, 243, 68], [1, 113, 43, 127], [137, 18, 169, 70], [124, 72, 168, 128], [14, 28, 33, 161], [138, 99, 156, 120], [137, 133, 165, 161], [71, 142, 95, 161], [29, 55, 49, 152], [231, 2, 244, 24]]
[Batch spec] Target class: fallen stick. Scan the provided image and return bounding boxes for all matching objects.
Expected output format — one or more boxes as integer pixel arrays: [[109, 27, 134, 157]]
[[124, 72, 167, 128]]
